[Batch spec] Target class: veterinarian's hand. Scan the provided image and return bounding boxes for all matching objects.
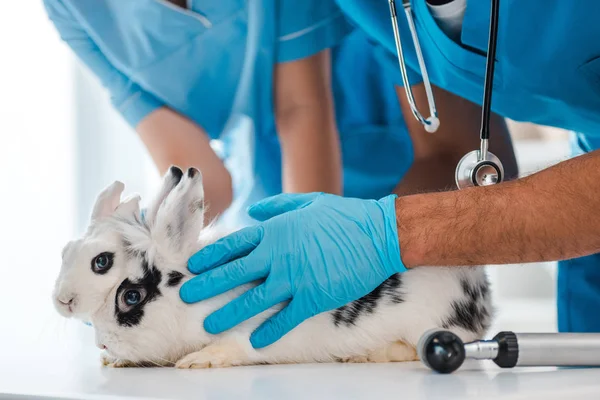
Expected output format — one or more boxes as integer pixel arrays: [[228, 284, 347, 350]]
[[180, 192, 407, 349]]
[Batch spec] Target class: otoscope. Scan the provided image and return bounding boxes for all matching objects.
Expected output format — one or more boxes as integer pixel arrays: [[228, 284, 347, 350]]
[[417, 329, 600, 374]]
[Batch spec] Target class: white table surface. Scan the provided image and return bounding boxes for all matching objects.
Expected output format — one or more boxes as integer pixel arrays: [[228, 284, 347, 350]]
[[4, 358, 600, 400], [2, 297, 600, 400]]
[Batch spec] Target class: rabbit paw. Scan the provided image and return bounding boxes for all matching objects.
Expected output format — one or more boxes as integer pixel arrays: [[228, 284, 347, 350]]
[[101, 353, 137, 368], [366, 340, 419, 363], [175, 342, 249, 369], [338, 341, 418, 364]]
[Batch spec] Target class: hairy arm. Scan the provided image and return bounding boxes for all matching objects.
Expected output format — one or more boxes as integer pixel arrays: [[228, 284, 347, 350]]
[[137, 108, 232, 221], [274, 49, 342, 195], [397, 149, 600, 267], [394, 83, 518, 196]]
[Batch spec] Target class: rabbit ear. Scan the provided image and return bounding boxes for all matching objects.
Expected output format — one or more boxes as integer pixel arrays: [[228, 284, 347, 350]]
[[143, 166, 184, 228], [153, 167, 205, 256], [115, 194, 141, 219], [90, 181, 125, 222]]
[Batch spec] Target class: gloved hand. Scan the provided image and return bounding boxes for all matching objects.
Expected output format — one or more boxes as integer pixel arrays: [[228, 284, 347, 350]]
[[180, 192, 407, 349]]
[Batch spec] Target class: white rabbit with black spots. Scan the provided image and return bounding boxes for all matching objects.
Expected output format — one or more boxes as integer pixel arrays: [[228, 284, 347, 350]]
[[52, 166, 493, 368]]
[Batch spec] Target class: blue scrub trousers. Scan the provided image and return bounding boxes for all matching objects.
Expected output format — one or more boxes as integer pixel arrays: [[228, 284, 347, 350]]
[[558, 254, 600, 332], [557, 135, 600, 333]]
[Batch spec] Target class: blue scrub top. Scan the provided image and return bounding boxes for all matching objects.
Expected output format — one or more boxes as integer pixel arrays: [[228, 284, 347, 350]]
[[43, 0, 415, 227], [335, 0, 600, 147], [335, 0, 600, 333]]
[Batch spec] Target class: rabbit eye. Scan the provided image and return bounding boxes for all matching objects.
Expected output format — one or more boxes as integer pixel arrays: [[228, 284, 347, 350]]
[[92, 252, 114, 274], [118, 288, 147, 312], [125, 290, 141, 306]]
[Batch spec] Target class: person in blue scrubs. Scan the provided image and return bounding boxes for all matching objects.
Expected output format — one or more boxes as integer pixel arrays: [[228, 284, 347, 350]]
[[178, 0, 600, 349], [43, 0, 518, 229]]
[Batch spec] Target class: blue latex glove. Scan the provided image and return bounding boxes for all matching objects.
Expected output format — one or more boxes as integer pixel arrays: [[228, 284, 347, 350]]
[[180, 192, 407, 349]]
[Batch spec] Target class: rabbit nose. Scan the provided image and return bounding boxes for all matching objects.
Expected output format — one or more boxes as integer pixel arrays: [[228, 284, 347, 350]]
[[57, 295, 77, 312], [58, 296, 74, 305]]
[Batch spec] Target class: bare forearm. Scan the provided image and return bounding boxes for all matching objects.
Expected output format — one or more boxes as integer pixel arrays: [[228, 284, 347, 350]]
[[137, 108, 232, 220], [277, 105, 342, 194], [275, 50, 342, 195], [397, 150, 600, 267]]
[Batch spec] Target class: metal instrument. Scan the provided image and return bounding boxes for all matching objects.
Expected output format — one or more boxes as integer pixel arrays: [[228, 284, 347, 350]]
[[418, 329, 600, 374]]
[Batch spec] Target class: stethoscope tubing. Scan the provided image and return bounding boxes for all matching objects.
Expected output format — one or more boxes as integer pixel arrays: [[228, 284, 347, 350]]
[[388, 0, 439, 133], [480, 0, 500, 145]]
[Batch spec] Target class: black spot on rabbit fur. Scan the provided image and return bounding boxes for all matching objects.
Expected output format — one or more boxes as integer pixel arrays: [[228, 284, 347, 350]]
[[332, 274, 404, 327], [442, 278, 491, 333], [460, 278, 489, 302], [166, 271, 184, 287], [189, 199, 203, 214], [115, 259, 162, 327]]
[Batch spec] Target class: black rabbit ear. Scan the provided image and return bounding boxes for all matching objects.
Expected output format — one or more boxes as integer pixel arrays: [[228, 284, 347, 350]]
[[143, 166, 184, 228], [90, 181, 125, 222]]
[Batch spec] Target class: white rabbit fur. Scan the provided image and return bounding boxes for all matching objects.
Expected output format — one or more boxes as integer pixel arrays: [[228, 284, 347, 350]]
[[52, 166, 493, 368]]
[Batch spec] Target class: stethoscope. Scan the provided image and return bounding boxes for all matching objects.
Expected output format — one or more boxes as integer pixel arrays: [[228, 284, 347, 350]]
[[388, 0, 504, 189]]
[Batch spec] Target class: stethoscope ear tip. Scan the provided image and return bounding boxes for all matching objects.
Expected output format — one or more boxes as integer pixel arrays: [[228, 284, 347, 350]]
[[424, 116, 440, 133]]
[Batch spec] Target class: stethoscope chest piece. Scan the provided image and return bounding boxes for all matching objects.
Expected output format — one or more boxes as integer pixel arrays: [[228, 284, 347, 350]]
[[455, 149, 504, 189]]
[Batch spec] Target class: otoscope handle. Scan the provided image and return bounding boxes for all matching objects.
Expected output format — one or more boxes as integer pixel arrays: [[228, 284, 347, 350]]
[[418, 329, 600, 374], [507, 332, 600, 367]]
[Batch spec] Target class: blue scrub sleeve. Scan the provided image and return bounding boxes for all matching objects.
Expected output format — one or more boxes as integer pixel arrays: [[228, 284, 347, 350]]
[[43, 0, 164, 127], [275, 0, 352, 62]]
